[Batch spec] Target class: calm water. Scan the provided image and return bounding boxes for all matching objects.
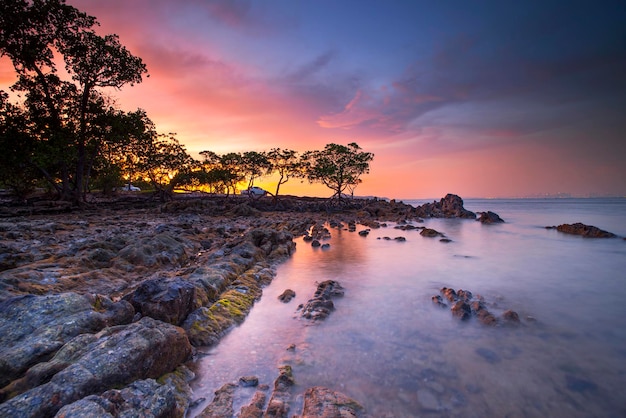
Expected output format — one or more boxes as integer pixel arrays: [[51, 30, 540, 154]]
[[189, 198, 626, 417]]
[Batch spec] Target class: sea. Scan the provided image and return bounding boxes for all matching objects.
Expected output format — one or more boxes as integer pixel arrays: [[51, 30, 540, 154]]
[[189, 198, 626, 417]]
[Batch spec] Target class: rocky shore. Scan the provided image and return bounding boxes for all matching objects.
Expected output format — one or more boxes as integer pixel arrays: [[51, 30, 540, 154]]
[[0, 194, 433, 417]]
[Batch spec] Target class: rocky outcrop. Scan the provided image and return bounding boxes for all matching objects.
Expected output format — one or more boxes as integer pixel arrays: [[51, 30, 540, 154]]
[[298, 280, 344, 321], [414, 194, 476, 219], [301, 386, 364, 418], [125, 277, 196, 326], [198, 383, 237, 418], [551, 223, 616, 238], [0, 317, 192, 418], [478, 211, 504, 224], [0, 293, 134, 390], [432, 287, 522, 326]]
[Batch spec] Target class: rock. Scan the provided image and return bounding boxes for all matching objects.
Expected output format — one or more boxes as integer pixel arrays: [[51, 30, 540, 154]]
[[124, 276, 196, 326], [321, 243, 331, 249], [555, 223, 616, 238], [117, 232, 192, 267], [358, 229, 370, 237], [420, 228, 444, 238], [301, 386, 364, 417], [431, 295, 447, 308], [264, 365, 294, 418], [441, 287, 457, 302], [299, 280, 344, 321], [278, 289, 296, 303], [451, 301, 471, 320], [394, 236, 406, 242], [56, 367, 192, 418], [198, 383, 237, 418], [311, 240, 321, 247], [239, 391, 267, 418], [456, 289, 472, 301], [478, 211, 504, 224], [414, 194, 476, 219], [0, 293, 134, 390], [0, 317, 192, 418], [239, 376, 259, 387], [502, 309, 520, 324]]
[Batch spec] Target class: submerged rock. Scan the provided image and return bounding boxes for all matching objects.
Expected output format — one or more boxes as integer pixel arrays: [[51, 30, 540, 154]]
[[301, 386, 364, 417]]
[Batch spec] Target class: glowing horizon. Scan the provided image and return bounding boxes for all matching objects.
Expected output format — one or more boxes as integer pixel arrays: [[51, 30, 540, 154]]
[[2, 0, 624, 200]]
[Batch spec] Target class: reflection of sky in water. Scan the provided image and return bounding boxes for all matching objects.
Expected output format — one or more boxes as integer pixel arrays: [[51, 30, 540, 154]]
[[190, 199, 626, 417]]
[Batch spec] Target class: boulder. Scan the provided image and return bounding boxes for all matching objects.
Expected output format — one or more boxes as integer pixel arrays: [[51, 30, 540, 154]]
[[0, 293, 134, 389], [198, 383, 237, 418], [301, 386, 364, 417], [0, 317, 192, 418], [239, 391, 267, 418], [124, 277, 196, 325], [478, 211, 505, 224], [420, 228, 444, 238], [451, 301, 471, 320], [555, 223, 616, 238], [414, 194, 476, 219]]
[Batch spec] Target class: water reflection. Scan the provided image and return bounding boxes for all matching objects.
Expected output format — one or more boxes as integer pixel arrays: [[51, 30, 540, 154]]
[[190, 215, 626, 417]]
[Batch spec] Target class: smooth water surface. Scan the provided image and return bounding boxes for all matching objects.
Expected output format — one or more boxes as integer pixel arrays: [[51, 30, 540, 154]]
[[190, 198, 626, 417]]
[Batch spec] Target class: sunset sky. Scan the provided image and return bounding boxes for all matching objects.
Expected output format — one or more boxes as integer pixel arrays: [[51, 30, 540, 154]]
[[2, 0, 625, 199]]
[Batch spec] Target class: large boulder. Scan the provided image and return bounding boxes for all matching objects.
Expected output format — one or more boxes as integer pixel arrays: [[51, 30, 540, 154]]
[[0, 293, 134, 389], [0, 317, 192, 418], [554, 223, 616, 238], [478, 211, 504, 224], [414, 194, 476, 219]]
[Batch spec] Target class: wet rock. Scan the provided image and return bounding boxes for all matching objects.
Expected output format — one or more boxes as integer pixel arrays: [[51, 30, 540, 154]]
[[299, 280, 344, 321], [311, 240, 321, 247], [502, 309, 520, 325], [239, 391, 267, 418], [431, 295, 447, 308], [478, 211, 505, 224], [125, 276, 196, 325], [358, 229, 370, 237], [420, 228, 444, 238], [457, 289, 473, 301], [417, 388, 441, 411], [0, 293, 133, 390], [554, 223, 616, 238], [475, 347, 501, 364], [451, 301, 471, 320], [117, 232, 193, 267], [440, 238, 452, 243], [0, 317, 192, 417], [441, 287, 457, 302], [240, 376, 259, 387], [394, 236, 406, 242], [0, 243, 33, 271], [565, 375, 598, 393], [264, 365, 294, 417], [414, 194, 476, 219], [301, 386, 364, 417], [198, 382, 237, 418], [278, 289, 296, 303]]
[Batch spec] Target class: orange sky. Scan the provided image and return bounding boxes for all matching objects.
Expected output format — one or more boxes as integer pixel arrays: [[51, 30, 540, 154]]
[[2, 1, 625, 199]]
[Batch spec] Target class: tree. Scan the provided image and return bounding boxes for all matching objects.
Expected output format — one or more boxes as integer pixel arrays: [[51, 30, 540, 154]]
[[135, 134, 194, 202], [303, 142, 374, 200], [266, 148, 303, 200], [0, 0, 147, 203], [241, 151, 270, 191]]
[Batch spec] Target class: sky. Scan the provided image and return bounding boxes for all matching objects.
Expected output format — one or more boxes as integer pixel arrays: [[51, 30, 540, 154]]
[[2, 0, 625, 199]]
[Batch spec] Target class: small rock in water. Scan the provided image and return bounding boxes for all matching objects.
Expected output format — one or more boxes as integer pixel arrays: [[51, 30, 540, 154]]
[[451, 301, 471, 320], [278, 289, 296, 303], [565, 375, 598, 393], [321, 243, 330, 249], [417, 388, 441, 411], [311, 239, 321, 247], [239, 376, 259, 387], [475, 347, 501, 364]]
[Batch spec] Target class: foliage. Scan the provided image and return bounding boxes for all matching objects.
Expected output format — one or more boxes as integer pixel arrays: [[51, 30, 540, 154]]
[[0, 0, 147, 203], [265, 148, 304, 199], [303, 142, 374, 200]]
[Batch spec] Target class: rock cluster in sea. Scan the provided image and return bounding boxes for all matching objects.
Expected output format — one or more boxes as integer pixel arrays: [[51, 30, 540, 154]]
[[432, 287, 522, 326], [547, 222, 617, 238]]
